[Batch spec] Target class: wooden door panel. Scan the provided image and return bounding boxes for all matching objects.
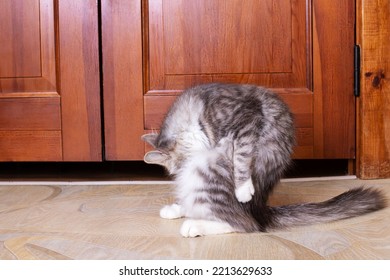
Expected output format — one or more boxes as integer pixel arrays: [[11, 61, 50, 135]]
[[146, 0, 309, 91], [144, 93, 313, 130], [0, 96, 61, 130], [0, 131, 62, 161], [144, 90, 314, 158], [0, 0, 61, 161], [0, 0, 102, 161], [157, 0, 292, 74], [144, 0, 314, 159], [0, 0, 57, 93], [0, 0, 41, 78]]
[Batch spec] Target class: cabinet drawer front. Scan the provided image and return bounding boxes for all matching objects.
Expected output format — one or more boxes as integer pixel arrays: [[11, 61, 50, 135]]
[[144, 90, 314, 159]]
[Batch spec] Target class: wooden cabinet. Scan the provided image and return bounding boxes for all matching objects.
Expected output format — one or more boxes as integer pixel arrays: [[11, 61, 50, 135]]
[[1, 0, 355, 162], [0, 0, 101, 161], [103, 0, 355, 160]]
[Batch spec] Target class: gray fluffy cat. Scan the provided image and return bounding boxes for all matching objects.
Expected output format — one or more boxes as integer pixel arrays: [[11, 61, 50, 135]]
[[142, 83, 386, 237]]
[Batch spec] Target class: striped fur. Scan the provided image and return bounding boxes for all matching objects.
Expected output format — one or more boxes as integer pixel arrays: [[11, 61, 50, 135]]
[[142, 83, 386, 237]]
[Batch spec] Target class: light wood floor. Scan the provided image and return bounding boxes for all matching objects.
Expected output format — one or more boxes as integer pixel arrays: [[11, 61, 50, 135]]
[[0, 178, 389, 260]]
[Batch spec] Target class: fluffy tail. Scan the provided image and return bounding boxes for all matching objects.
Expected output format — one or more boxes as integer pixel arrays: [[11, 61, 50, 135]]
[[265, 187, 387, 230]]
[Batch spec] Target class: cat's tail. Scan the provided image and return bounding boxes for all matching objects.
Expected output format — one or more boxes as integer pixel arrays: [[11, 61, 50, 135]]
[[263, 187, 387, 230]]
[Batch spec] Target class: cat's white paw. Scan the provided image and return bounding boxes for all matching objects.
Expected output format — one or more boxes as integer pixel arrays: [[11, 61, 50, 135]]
[[180, 219, 236, 237], [235, 179, 255, 203], [180, 219, 203, 237], [160, 203, 183, 219]]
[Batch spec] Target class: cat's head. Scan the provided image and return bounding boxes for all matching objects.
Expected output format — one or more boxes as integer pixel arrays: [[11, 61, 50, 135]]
[[141, 133, 185, 175]]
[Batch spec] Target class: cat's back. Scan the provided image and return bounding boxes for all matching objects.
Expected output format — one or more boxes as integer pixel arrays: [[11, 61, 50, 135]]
[[185, 83, 293, 139], [182, 83, 290, 117], [160, 83, 294, 145]]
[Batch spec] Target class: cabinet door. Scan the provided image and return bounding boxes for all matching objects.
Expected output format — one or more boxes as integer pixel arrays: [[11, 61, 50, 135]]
[[103, 0, 355, 160], [0, 0, 102, 161]]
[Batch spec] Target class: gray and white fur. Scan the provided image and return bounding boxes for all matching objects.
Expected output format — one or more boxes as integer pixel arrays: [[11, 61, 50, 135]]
[[142, 83, 386, 237]]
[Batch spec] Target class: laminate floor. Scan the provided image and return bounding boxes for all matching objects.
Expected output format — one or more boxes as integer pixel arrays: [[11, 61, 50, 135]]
[[0, 178, 389, 260]]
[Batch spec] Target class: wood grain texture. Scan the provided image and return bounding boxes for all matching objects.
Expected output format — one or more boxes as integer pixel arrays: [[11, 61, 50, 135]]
[[0, 0, 41, 78], [312, 0, 355, 159], [58, 0, 102, 161], [0, 179, 389, 259], [0, 97, 61, 130], [0, 96, 62, 160], [0, 0, 57, 92], [0, 131, 62, 161], [102, 0, 145, 160], [146, 0, 309, 91], [357, 0, 390, 178]]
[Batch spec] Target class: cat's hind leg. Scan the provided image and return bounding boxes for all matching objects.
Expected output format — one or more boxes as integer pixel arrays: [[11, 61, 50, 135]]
[[180, 219, 236, 237], [160, 203, 184, 219], [233, 140, 255, 203]]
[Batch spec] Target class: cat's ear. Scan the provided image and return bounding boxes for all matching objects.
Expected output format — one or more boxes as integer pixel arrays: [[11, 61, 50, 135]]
[[141, 133, 158, 148], [144, 150, 168, 165]]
